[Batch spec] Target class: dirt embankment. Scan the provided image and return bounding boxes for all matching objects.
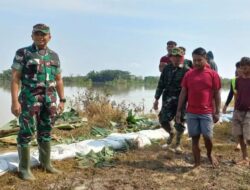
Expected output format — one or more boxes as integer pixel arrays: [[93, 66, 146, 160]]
[[1, 122, 250, 190]]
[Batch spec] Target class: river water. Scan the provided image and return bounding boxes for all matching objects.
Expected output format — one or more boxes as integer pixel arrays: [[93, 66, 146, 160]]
[[0, 85, 229, 127]]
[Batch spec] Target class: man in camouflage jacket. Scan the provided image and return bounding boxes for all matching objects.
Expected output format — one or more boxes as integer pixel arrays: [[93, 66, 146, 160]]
[[11, 24, 65, 180], [153, 47, 189, 152]]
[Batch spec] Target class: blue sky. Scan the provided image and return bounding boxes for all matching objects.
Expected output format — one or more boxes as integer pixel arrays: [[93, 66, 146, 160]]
[[1, 0, 250, 78]]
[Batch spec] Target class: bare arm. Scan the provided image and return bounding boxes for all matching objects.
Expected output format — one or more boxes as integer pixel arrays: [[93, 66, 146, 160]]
[[213, 89, 221, 123], [55, 73, 65, 113], [223, 84, 233, 113], [214, 89, 221, 114], [55, 73, 64, 99], [176, 87, 187, 123], [11, 69, 21, 116]]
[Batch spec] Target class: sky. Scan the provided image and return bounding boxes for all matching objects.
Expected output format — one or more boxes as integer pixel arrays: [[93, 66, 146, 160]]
[[1, 0, 250, 78]]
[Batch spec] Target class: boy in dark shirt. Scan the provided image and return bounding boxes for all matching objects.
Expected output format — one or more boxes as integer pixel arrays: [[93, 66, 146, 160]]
[[232, 57, 250, 165], [223, 61, 242, 150]]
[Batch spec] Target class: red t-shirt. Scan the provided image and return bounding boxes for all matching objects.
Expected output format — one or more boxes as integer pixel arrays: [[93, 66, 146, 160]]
[[205, 63, 211, 69], [181, 68, 221, 114], [159, 55, 171, 70], [160, 55, 171, 64]]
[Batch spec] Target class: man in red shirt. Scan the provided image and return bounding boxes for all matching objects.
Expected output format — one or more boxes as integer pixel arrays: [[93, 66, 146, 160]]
[[159, 41, 177, 72], [176, 47, 221, 168]]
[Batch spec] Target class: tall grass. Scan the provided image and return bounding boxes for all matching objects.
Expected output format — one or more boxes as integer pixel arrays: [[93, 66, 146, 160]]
[[68, 89, 129, 128]]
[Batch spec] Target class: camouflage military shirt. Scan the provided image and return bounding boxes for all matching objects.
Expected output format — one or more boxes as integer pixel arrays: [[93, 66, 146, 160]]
[[11, 43, 61, 103], [155, 63, 189, 125], [155, 63, 189, 100]]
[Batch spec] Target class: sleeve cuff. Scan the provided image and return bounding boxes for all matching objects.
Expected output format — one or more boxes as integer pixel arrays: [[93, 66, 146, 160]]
[[11, 62, 23, 71]]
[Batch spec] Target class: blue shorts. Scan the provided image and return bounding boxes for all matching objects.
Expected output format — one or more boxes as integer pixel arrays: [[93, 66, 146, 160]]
[[186, 113, 214, 138]]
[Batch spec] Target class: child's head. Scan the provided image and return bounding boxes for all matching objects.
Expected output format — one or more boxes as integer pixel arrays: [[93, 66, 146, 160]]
[[240, 57, 250, 76], [235, 61, 242, 77]]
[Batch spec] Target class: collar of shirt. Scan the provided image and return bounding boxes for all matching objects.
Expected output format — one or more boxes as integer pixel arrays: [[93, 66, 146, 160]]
[[172, 63, 184, 69], [32, 43, 48, 51], [32, 43, 49, 56]]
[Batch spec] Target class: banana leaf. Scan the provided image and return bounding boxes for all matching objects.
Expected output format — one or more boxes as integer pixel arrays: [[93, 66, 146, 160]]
[[126, 110, 145, 125], [56, 108, 79, 121], [0, 119, 18, 130], [76, 147, 116, 168], [0, 135, 17, 145], [90, 127, 111, 137], [0, 128, 19, 138]]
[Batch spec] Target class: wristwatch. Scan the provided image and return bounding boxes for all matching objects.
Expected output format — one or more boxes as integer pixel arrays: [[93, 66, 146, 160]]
[[59, 98, 66, 103]]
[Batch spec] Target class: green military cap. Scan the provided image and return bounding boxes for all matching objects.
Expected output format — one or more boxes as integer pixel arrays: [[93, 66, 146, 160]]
[[32, 23, 50, 34], [170, 47, 184, 56]]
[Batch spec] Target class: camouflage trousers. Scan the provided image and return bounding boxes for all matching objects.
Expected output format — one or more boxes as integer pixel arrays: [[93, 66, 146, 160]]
[[159, 96, 186, 133], [17, 101, 57, 146]]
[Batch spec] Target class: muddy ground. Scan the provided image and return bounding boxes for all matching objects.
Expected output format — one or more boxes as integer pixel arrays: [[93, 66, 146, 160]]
[[1, 122, 250, 190]]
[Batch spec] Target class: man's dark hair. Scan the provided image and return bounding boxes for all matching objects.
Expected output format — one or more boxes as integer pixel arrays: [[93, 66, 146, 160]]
[[240, 57, 250, 66], [167, 41, 177, 46], [235, 61, 241, 68], [207, 51, 214, 60], [179, 46, 186, 53], [192, 47, 207, 58]]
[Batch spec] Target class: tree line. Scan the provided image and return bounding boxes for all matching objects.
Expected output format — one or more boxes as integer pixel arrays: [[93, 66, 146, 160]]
[[0, 69, 231, 88]]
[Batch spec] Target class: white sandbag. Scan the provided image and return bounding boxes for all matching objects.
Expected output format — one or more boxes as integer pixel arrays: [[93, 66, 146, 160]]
[[0, 152, 19, 172], [0, 128, 171, 176], [31, 144, 77, 161], [108, 132, 141, 140], [97, 137, 126, 150], [220, 113, 233, 122], [105, 133, 152, 149], [133, 134, 152, 148], [71, 139, 105, 154], [0, 159, 9, 175], [0, 150, 39, 175], [137, 128, 169, 140]]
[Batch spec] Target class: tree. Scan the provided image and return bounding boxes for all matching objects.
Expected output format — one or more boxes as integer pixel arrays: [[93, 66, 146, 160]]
[[0, 69, 12, 81], [86, 70, 131, 83]]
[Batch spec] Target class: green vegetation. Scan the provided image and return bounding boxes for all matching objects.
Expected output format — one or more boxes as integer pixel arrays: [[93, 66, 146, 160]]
[[76, 147, 116, 168], [144, 76, 159, 84], [62, 75, 92, 86], [221, 77, 231, 88], [0, 69, 151, 86], [0, 69, 231, 88], [0, 69, 12, 89], [87, 70, 131, 82], [0, 69, 11, 81], [63, 70, 145, 86]]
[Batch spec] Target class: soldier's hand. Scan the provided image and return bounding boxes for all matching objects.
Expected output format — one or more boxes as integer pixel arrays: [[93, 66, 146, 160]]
[[11, 101, 21, 117], [175, 111, 181, 124], [57, 102, 65, 114], [153, 100, 158, 110]]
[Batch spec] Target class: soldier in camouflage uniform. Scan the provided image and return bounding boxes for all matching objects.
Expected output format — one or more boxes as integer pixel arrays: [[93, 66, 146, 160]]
[[11, 24, 65, 180], [153, 47, 189, 152], [179, 46, 193, 69]]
